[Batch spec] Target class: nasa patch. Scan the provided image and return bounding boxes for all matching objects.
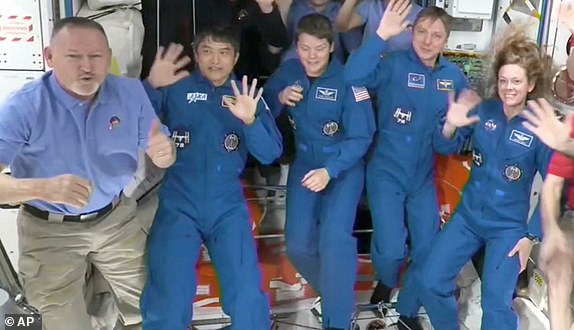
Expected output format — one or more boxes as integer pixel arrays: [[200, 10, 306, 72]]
[[484, 119, 497, 132], [108, 116, 121, 130]]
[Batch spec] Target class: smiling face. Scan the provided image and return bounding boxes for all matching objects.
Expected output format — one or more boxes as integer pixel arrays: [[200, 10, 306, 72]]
[[411, 17, 448, 67], [194, 37, 239, 87], [497, 64, 535, 109], [44, 26, 111, 100], [296, 32, 333, 77]]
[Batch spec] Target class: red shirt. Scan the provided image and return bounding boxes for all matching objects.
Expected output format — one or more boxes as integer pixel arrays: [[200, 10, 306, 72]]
[[548, 116, 574, 208]]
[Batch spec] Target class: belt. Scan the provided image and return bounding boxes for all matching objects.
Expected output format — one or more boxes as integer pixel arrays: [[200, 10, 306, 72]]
[[22, 198, 120, 223]]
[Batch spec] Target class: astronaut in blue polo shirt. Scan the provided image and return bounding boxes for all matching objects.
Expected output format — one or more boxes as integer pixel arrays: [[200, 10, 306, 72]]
[[344, 3, 471, 329], [0, 17, 175, 330], [140, 26, 282, 330], [264, 14, 375, 330]]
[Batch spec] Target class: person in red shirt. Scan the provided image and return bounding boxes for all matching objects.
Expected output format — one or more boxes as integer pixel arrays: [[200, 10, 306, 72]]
[[540, 113, 574, 330], [520, 5, 574, 330]]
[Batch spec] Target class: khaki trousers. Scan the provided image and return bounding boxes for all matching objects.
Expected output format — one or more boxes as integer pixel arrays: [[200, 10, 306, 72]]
[[17, 198, 146, 330], [545, 211, 574, 330]]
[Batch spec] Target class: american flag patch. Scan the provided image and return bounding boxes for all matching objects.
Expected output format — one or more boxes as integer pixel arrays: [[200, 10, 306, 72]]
[[352, 86, 370, 102]]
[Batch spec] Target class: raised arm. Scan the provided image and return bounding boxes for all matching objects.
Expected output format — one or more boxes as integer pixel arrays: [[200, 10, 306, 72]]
[[335, 0, 364, 32], [522, 99, 574, 157], [226, 77, 283, 164], [344, 0, 411, 87]]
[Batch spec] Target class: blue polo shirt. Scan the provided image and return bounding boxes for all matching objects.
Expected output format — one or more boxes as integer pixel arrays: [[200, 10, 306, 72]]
[[0, 72, 159, 214]]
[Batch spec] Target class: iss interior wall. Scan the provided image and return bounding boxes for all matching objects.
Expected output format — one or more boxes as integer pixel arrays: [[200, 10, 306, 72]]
[[0, 0, 54, 103]]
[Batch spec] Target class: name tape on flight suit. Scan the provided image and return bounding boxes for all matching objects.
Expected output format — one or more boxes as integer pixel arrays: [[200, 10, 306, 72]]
[[187, 92, 208, 103], [221, 95, 237, 108], [509, 129, 533, 148], [436, 79, 454, 91], [315, 87, 338, 101]]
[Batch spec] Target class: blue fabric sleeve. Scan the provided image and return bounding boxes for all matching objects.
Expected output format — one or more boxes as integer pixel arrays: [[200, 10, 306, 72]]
[[243, 98, 283, 164], [344, 34, 392, 89], [323, 85, 375, 178], [262, 65, 290, 118], [432, 73, 473, 155]]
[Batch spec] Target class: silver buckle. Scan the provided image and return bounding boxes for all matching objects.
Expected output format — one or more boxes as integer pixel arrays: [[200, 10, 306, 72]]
[[79, 212, 99, 221]]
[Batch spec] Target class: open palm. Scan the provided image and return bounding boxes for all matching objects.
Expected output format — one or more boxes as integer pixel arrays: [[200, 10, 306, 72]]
[[522, 98, 571, 151], [376, 0, 412, 40], [225, 76, 264, 124], [148, 43, 191, 88], [446, 89, 482, 128]]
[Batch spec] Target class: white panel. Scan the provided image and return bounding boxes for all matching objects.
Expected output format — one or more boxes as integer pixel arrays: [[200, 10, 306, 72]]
[[0, 0, 53, 104], [447, 0, 496, 20], [446, 19, 495, 52], [0, 0, 47, 71], [0, 70, 45, 103]]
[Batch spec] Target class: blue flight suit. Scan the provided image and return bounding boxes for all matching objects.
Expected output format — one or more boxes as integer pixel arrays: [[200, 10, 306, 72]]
[[140, 72, 282, 330], [344, 35, 469, 317], [417, 99, 551, 330], [264, 58, 375, 329]]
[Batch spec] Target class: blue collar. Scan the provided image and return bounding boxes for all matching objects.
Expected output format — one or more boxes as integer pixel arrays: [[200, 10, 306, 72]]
[[190, 70, 237, 89], [405, 45, 448, 71], [292, 57, 343, 79]]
